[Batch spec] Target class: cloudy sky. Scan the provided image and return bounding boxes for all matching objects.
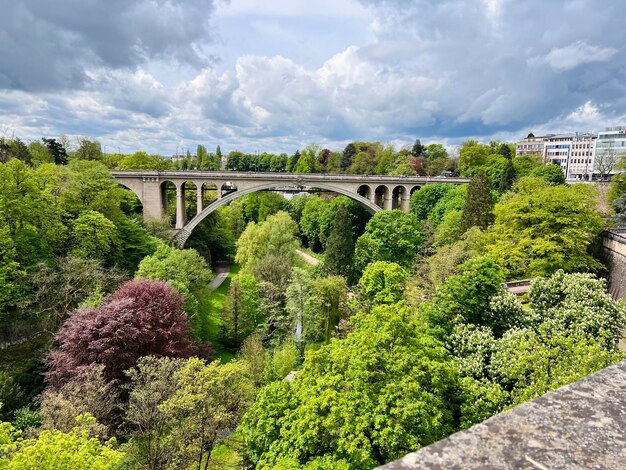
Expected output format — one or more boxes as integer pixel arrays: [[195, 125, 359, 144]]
[[1, 0, 625, 155]]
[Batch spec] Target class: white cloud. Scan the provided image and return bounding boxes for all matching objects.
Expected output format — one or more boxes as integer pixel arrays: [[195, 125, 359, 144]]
[[544, 41, 618, 72], [217, 0, 369, 18], [2, 0, 626, 153], [567, 101, 601, 123]]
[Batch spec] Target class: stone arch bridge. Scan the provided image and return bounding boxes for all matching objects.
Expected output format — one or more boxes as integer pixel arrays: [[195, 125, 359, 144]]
[[111, 170, 469, 246]]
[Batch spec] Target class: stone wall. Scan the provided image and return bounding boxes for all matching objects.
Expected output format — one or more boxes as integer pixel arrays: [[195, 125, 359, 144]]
[[601, 229, 626, 300], [378, 360, 626, 470]]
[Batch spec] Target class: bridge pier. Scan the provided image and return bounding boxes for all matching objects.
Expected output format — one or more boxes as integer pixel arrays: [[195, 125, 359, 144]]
[[196, 185, 204, 216], [401, 195, 410, 212], [383, 191, 393, 210], [175, 184, 186, 229]]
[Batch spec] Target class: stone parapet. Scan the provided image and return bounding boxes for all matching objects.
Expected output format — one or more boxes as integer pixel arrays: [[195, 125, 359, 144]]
[[378, 360, 626, 470]]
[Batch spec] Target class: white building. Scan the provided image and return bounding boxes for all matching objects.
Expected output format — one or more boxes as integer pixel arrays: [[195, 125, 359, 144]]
[[516, 131, 596, 180], [592, 127, 626, 180], [544, 132, 595, 180]]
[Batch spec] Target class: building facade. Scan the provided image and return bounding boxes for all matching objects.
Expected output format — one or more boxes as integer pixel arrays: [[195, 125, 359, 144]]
[[515, 133, 549, 157], [516, 132, 596, 180], [593, 127, 626, 179], [544, 132, 595, 180]]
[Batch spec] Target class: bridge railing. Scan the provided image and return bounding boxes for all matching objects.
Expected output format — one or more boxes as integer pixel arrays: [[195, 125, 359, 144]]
[[109, 170, 470, 184]]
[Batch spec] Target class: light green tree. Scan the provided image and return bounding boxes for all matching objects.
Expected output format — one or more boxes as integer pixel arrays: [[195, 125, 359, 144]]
[[124, 356, 187, 470], [354, 210, 424, 274], [309, 276, 349, 342], [136, 243, 215, 341], [409, 184, 455, 221], [240, 303, 459, 469], [160, 358, 255, 470], [235, 211, 300, 269], [1, 414, 126, 469], [70, 211, 119, 260], [358, 261, 408, 305], [299, 196, 327, 250], [486, 177, 604, 279]]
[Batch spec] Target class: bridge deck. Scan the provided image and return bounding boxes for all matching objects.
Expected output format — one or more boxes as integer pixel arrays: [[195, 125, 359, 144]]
[[110, 170, 470, 185]]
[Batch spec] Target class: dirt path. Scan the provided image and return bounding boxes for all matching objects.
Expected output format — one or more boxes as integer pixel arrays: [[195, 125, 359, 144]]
[[297, 250, 320, 266], [208, 264, 230, 289]]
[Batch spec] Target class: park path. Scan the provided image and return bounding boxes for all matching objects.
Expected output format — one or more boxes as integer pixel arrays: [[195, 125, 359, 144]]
[[208, 263, 230, 289], [296, 249, 320, 266]]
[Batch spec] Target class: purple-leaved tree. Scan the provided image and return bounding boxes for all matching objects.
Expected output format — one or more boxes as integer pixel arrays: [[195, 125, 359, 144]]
[[46, 279, 212, 388]]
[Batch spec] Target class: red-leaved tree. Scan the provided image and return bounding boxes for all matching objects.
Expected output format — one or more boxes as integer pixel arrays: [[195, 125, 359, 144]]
[[46, 279, 212, 389]]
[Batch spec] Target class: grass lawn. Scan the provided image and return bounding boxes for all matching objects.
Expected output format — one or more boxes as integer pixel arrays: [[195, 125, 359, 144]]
[[207, 264, 239, 363]]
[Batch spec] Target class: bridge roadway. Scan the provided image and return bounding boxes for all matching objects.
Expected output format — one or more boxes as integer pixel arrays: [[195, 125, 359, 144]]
[[111, 170, 469, 246]]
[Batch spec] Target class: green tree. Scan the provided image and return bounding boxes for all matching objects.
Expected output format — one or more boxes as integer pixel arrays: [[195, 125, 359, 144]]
[[263, 340, 300, 382], [358, 261, 409, 305], [512, 154, 543, 177], [322, 204, 354, 280], [42, 138, 68, 165], [197, 145, 207, 169], [420, 256, 504, 336], [215, 145, 223, 168], [527, 271, 626, 349], [70, 211, 119, 261], [409, 184, 455, 222], [222, 274, 261, 347], [411, 139, 426, 157], [285, 267, 313, 348], [459, 140, 490, 175], [299, 196, 326, 250], [124, 356, 186, 470], [39, 365, 119, 438], [293, 147, 319, 174], [286, 150, 300, 172], [531, 164, 566, 185], [498, 157, 516, 192], [116, 152, 172, 170], [486, 178, 604, 279], [318, 197, 369, 247], [354, 210, 424, 274], [310, 276, 349, 342], [1, 160, 68, 263], [74, 138, 102, 161], [160, 358, 255, 470], [0, 223, 25, 313], [1, 414, 126, 469], [235, 211, 300, 269], [28, 256, 126, 327], [61, 160, 128, 219], [433, 210, 464, 247], [425, 144, 450, 176], [490, 325, 621, 406], [0, 138, 32, 166], [427, 185, 467, 227], [28, 141, 53, 166], [340, 143, 357, 172], [136, 243, 216, 341], [460, 173, 494, 232], [241, 304, 459, 469]]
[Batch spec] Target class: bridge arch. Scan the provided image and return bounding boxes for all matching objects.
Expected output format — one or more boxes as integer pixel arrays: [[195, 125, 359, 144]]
[[174, 181, 382, 247]]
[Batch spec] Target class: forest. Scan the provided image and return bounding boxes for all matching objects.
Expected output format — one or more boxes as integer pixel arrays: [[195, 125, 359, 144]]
[[1, 135, 626, 469]]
